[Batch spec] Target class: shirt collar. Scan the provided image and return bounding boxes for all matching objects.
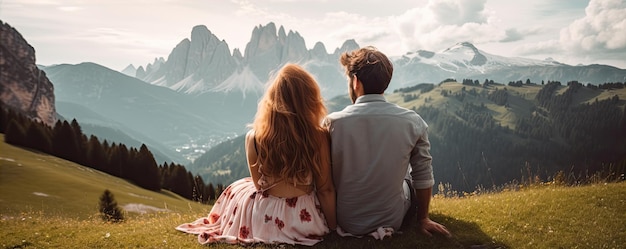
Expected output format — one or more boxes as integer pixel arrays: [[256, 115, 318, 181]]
[[354, 94, 386, 104]]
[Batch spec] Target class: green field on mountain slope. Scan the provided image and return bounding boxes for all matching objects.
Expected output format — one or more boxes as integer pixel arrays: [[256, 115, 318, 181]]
[[2, 134, 625, 248]]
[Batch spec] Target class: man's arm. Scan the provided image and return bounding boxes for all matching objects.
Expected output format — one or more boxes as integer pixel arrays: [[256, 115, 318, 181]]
[[415, 187, 451, 237]]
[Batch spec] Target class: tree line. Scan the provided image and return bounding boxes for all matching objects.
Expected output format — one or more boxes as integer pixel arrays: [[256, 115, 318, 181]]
[[0, 103, 221, 203], [415, 80, 626, 192]]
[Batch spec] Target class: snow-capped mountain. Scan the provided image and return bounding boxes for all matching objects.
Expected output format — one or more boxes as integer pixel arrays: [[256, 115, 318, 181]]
[[131, 25, 625, 98], [407, 41, 554, 72], [391, 41, 625, 87]]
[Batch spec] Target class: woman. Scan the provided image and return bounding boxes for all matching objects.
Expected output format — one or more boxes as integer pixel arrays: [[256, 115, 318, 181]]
[[176, 64, 336, 246]]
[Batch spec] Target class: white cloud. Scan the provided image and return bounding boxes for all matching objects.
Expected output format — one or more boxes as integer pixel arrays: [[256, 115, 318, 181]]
[[2, 0, 624, 69], [428, 0, 489, 25], [510, 0, 626, 66], [559, 0, 626, 53], [514, 40, 563, 56], [386, 0, 505, 53]]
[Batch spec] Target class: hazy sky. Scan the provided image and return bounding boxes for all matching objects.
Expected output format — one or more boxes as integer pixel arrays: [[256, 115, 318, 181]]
[[2, 0, 625, 71]]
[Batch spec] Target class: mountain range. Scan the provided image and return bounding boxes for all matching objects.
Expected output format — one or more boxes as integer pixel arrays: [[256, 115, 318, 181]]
[[128, 23, 625, 99], [114, 22, 626, 164], [3, 20, 626, 169]]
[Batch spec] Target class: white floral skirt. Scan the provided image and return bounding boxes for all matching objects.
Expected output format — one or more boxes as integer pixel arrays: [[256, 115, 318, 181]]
[[176, 177, 329, 246]]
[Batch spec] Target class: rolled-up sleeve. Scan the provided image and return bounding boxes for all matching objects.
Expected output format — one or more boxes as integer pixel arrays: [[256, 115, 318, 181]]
[[410, 129, 434, 189]]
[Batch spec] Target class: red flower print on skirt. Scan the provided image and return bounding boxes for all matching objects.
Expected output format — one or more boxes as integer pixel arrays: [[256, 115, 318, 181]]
[[275, 217, 285, 230], [239, 226, 250, 239], [224, 186, 232, 199], [233, 206, 238, 215], [286, 197, 298, 207], [264, 215, 272, 223], [300, 208, 312, 222], [209, 213, 220, 223]]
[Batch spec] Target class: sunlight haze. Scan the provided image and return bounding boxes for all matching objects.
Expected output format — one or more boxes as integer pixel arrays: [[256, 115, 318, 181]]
[[1, 0, 625, 71]]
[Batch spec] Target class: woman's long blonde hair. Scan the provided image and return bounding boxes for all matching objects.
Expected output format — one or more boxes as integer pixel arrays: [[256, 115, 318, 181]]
[[251, 64, 327, 184]]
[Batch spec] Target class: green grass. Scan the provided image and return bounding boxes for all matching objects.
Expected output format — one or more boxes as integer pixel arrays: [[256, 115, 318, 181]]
[[2, 135, 625, 248], [0, 134, 208, 220]]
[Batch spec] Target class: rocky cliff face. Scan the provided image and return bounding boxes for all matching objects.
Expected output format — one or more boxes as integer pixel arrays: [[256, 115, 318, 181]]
[[138, 22, 351, 98], [0, 20, 56, 126], [141, 25, 237, 93]]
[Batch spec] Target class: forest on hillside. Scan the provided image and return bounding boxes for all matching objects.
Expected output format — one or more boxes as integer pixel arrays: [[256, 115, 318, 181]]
[[193, 80, 626, 193], [0, 105, 219, 203], [3, 80, 625, 196], [414, 80, 626, 192]]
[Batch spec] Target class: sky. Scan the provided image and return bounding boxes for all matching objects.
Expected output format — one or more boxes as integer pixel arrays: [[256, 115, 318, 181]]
[[2, 0, 625, 71]]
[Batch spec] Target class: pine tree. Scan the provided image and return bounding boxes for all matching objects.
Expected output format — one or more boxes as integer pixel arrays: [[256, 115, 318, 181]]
[[135, 144, 161, 191], [98, 189, 124, 222], [207, 183, 216, 201], [87, 135, 107, 172]]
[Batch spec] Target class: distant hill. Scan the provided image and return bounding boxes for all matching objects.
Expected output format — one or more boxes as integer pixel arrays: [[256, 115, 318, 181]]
[[42, 62, 250, 164], [55, 101, 175, 164], [190, 81, 626, 191]]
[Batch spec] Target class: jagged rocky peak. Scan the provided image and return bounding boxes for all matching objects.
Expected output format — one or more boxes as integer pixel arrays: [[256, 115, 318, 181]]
[[278, 25, 287, 43], [282, 30, 308, 62], [253, 22, 279, 52], [136, 65, 146, 79], [232, 48, 243, 61], [189, 25, 224, 51], [311, 42, 329, 60], [186, 25, 224, 76], [0, 20, 56, 126], [160, 38, 191, 84], [334, 39, 360, 55], [244, 22, 309, 60], [121, 64, 136, 77]]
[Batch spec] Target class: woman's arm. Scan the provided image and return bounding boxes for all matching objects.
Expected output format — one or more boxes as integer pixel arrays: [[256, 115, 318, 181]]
[[245, 130, 262, 190], [315, 133, 337, 230]]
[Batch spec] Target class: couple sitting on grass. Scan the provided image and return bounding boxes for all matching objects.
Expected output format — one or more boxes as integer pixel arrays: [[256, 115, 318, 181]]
[[176, 47, 451, 246]]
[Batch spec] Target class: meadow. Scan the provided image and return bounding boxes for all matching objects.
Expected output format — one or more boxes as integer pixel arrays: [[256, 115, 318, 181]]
[[1, 135, 625, 248]]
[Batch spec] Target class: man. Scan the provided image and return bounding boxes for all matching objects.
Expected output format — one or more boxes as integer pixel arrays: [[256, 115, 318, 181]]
[[323, 46, 450, 238]]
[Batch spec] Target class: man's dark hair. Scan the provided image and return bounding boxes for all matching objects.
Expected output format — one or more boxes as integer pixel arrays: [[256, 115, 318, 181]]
[[340, 46, 394, 94]]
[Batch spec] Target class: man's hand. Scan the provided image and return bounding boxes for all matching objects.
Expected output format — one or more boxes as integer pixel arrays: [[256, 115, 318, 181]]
[[418, 218, 451, 237]]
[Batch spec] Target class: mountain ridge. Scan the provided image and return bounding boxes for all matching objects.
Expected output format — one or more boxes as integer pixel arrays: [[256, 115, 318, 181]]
[[128, 23, 626, 99]]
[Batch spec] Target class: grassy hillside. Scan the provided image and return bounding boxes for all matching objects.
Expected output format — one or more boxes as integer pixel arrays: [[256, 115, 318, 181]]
[[2, 136, 625, 248], [388, 82, 626, 131], [0, 134, 209, 220]]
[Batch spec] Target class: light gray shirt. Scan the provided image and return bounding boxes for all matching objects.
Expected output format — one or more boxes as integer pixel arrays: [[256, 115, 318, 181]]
[[323, 94, 434, 235]]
